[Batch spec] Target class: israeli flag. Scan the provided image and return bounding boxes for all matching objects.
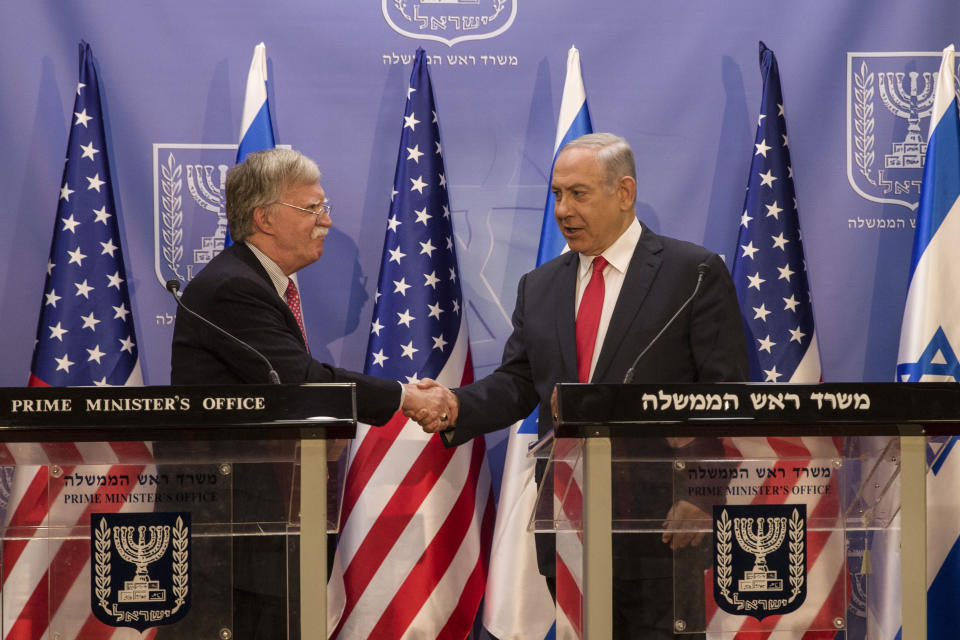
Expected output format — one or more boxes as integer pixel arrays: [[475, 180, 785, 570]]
[[227, 42, 276, 247], [895, 44, 960, 638], [481, 46, 592, 640], [237, 42, 276, 163], [536, 46, 594, 265]]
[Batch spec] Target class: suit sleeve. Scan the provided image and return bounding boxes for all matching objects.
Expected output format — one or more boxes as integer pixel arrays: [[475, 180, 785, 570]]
[[443, 272, 541, 446], [175, 273, 400, 425], [688, 252, 749, 382]]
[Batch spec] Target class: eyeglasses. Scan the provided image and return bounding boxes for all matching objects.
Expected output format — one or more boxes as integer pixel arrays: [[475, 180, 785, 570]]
[[275, 200, 332, 220]]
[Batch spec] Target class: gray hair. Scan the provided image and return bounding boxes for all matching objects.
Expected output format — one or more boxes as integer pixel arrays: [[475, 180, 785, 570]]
[[225, 148, 321, 242], [559, 132, 637, 190]]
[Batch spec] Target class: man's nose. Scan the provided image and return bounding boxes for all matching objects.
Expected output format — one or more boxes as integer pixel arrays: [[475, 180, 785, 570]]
[[554, 196, 568, 217]]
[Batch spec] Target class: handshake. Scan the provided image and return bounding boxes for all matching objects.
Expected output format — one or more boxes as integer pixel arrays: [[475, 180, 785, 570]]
[[401, 378, 459, 434]]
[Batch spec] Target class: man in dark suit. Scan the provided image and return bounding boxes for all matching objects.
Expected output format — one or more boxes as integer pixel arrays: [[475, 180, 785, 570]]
[[170, 148, 447, 638], [419, 133, 748, 638]]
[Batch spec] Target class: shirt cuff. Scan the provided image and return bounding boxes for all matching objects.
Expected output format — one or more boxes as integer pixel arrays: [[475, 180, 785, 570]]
[[397, 380, 406, 413]]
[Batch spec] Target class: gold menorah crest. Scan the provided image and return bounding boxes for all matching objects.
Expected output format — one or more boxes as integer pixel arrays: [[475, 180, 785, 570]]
[[115, 524, 172, 603]]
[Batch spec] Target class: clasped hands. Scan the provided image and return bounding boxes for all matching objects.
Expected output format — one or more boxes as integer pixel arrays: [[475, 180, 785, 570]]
[[402, 378, 458, 433]]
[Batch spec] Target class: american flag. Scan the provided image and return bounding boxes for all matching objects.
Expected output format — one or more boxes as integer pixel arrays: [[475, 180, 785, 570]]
[[1, 42, 152, 640], [710, 42, 844, 639], [327, 48, 494, 639], [731, 43, 818, 387]]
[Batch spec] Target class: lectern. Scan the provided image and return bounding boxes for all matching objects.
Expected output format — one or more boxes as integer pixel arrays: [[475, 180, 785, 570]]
[[0, 383, 354, 638], [536, 382, 947, 638]]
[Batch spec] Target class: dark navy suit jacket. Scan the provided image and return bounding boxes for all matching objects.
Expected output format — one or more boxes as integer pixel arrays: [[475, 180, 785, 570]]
[[447, 224, 748, 444], [445, 223, 748, 581], [167, 242, 401, 638], [171, 242, 400, 425]]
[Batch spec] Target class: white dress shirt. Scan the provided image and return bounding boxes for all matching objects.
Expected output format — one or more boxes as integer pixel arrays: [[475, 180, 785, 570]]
[[574, 217, 642, 381]]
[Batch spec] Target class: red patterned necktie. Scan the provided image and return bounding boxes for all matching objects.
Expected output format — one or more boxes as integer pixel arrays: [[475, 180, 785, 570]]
[[284, 278, 309, 352], [575, 255, 608, 383]]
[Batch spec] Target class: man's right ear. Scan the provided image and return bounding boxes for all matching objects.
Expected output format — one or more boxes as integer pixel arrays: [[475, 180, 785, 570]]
[[252, 206, 271, 235]]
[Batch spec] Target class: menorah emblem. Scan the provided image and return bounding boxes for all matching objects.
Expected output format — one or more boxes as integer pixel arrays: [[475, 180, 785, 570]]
[[185, 163, 229, 265], [115, 524, 172, 603], [734, 515, 787, 592], [877, 70, 936, 169]]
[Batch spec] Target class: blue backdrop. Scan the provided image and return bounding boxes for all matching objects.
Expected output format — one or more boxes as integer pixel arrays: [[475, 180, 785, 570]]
[[3, 1, 960, 483]]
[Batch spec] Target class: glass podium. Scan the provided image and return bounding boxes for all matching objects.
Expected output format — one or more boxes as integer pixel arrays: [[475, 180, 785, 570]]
[[0, 383, 354, 639], [534, 382, 939, 638]]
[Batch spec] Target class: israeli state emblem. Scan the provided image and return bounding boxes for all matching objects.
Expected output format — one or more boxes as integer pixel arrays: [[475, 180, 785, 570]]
[[713, 504, 806, 619], [153, 143, 236, 289], [846, 52, 958, 211], [91, 512, 191, 631], [382, 0, 517, 47]]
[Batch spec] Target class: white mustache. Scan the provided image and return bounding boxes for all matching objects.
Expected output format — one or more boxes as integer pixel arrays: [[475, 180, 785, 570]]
[[312, 226, 329, 239]]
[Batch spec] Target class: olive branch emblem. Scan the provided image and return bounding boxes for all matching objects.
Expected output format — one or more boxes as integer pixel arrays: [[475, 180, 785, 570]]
[[715, 509, 735, 606], [854, 61, 876, 186], [161, 153, 185, 281], [787, 508, 805, 603], [94, 517, 112, 612]]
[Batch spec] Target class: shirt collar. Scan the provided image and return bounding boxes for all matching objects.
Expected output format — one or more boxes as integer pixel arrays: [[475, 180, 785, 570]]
[[577, 217, 642, 278], [245, 241, 290, 298]]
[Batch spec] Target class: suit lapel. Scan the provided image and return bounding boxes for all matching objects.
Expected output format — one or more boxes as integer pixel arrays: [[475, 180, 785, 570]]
[[232, 243, 306, 347], [592, 228, 663, 381], [555, 252, 580, 381]]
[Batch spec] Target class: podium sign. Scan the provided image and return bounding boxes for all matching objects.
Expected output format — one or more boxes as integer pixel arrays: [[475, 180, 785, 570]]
[[537, 382, 923, 638], [0, 383, 354, 638]]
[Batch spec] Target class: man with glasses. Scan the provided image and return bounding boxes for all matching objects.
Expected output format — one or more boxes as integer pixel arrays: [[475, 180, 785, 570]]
[[170, 148, 447, 637], [172, 147, 443, 418]]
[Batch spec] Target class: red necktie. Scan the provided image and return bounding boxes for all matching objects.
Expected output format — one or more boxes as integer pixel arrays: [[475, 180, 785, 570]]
[[575, 256, 608, 383], [285, 278, 309, 352]]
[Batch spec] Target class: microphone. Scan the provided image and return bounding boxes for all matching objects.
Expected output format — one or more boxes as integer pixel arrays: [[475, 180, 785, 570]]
[[166, 279, 281, 385], [622, 263, 710, 384]]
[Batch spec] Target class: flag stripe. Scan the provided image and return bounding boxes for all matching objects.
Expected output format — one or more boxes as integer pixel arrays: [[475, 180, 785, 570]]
[[3, 470, 53, 580], [236, 102, 274, 163], [909, 96, 960, 272], [436, 497, 494, 640], [236, 42, 275, 163], [337, 437, 457, 627], [367, 440, 486, 637], [538, 100, 593, 266], [229, 40, 276, 250], [6, 463, 147, 640], [339, 412, 409, 527], [554, 550, 582, 637]]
